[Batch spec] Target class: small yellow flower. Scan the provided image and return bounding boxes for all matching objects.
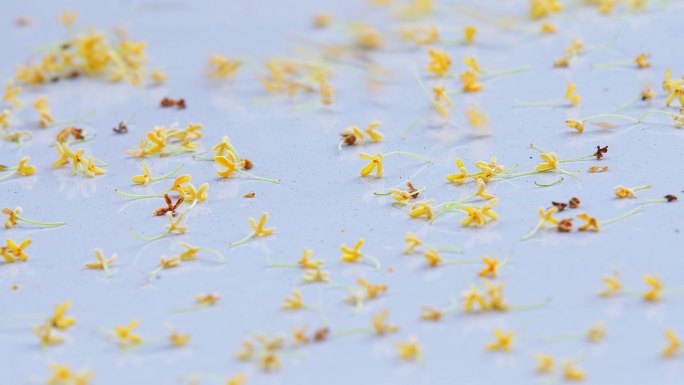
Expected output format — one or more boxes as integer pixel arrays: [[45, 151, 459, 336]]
[[529, 0, 563, 19], [461, 70, 484, 92], [196, 293, 221, 306], [282, 289, 305, 310], [47, 363, 74, 385], [297, 248, 324, 269], [535, 152, 559, 172], [318, 76, 335, 105], [397, 336, 421, 360], [157, 255, 181, 270], [464, 56, 481, 73], [635, 53, 650, 69], [598, 271, 622, 297], [302, 268, 331, 283], [565, 83, 581, 106], [420, 307, 443, 321], [359, 152, 383, 178], [474, 177, 495, 199], [33, 96, 53, 128], [258, 352, 282, 372], [215, 153, 238, 178], [576, 213, 599, 232], [462, 288, 488, 312], [207, 55, 242, 78], [2, 207, 21, 228], [249, 212, 275, 237], [566, 119, 585, 133], [466, 106, 488, 128], [34, 323, 64, 346], [483, 281, 509, 311], [478, 257, 500, 278], [0, 109, 10, 128], [563, 363, 586, 381], [643, 275, 662, 302], [460, 205, 487, 227], [85, 248, 117, 271], [113, 320, 142, 347], [357, 278, 387, 299], [150, 70, 167, 85], [426, 48, 452, 77], [166, 212, 188, 234], [433, 85, 451, 106], [169, 329, 191, 347], [410, 201, 433, 220], [364, 120, 383, 142], [446, 158, 469, 185], [341, 238, 364, 263], [16, 157, 36, 176], [60, 11, 78, 27], [663, 329, 681, 357], [180, 183, 209, 203], [1, 238, 31, 263], [3, 81, 22, 107], [463, 25, 476, 45], [132, 162, 152, 185], [423, 249, 443, 267], [49, 301, 76, 330], [403, 232, 422, 254], [83, 157, 105, 177], [587, 321, 606, 343], [371, 309, 399, 336], [486, 328, 513, 352], [540, 22, 557, 34], [536, 354, 554, 373]]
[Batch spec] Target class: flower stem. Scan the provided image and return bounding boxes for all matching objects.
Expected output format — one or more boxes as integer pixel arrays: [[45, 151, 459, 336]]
[[16, 217, 66, 227], [513, 98, 563, 107], [129, 228, 170, 242], [483, 65, 532, 77], [150, 164, 184, 182], [383, 151, 431, 163], [115, 188, 170, 199], [236, 169, 281, 184], [229, 232, 255, 248], [600, 206, 643, 226], [638, 109, 677, 122], [363, 254, 382, 271], [534, 177, 564, 187], [583, 113, 639, 123], [200, 247, 225, 263], [265, 258, 298, 268], [0, 170, 18, 181], [521, 221, 544, 241], [333, 327, 373, 338]]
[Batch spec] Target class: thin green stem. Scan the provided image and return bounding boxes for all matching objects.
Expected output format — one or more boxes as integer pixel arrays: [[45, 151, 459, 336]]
[[229, 232, 255, 248], [265, 257, 298, 268], [483, 65, 532, 77], [150, 164, 184, 182], [514, 98, 563, 107], [534, 177, 564, 187], [333, 327, 374, 338], [638, 109, 677, 122], [236, 169, 281, 184], [592, 59, 632, 69], [0, 170, 18, 181], [600, 206, 643, 226], [115, 187, 171, 199], [521, 221, 544, 241], [130, 228, 170, 242], [363, 254, 381, 271], [632, 184, 652, 191], [200, 247, 225, 263], [383, 151, 430, 163], [412, 66, 433, 102], [16, 217, 65, 227], [583, 113, 639, 123]]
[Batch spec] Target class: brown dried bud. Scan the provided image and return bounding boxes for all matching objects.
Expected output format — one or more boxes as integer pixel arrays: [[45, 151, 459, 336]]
[[406, 181, 420, 199], [160, 97, 176, 107], [665, 195, 678, 202], [241, 159, 253, 170], [568, 197, 581, 208], [340, 132, 356, 145], [557, 218, 573, 232], [551, 201, 568, 211], [313, 327, 330, 341], [113, 122, 128, 134], [243, 192, 256, 198], [594, 145, 608, 160]]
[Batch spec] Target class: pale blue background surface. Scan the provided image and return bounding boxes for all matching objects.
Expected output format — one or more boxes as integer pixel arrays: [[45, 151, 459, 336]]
[[1, 1, 684, 384]]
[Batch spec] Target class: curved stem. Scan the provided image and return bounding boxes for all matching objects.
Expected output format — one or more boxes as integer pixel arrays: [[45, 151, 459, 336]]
[[200, 247, 225, 263], [601, 206, 643, 227], [363, 254, 381, 271], [383, 151, 430, 163], [236, 169, 281, 184], [638, 109, 677, 122], [333, 327, 373, 338], [617, 95, 640, 110], [534, 177, 564, 187], [130, 228, 170, 242], [592, 59, 631, 69], [583, 113, 639, 123], [115, 188, 170, 199], [483, 65, 532, 77], [265, 257, 298, 268], [150, 164, 184, 182], [632, 184, 652, 191], [521, 221, 544, 241], [0, 170, 18, 181], [16, 217, 66, 227], [429, 245, 464, 254], [148, 265, 165, 276], [514, 98, 563, 107], [559, 154, 595, 163], [229, 232, 255, 248]]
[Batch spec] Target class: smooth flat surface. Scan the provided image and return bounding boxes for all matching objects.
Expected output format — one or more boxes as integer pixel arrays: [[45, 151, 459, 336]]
[[1, 1, 684, 384]]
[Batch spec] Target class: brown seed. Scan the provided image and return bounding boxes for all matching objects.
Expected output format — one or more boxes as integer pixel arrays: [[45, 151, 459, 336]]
[[665, 195, 678, 202], [313, 327, 330, 341], [551, 201, 568, 211], [113, 122, 128, 134], [594, 145, 608, 160], [557, 218, 573, 232], [568, 197, 581, 208], [241, 159, 253, 170]]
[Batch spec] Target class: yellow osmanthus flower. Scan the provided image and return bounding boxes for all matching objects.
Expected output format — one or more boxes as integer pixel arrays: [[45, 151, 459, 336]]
[[49, 301, 76, 330], [410, 201, 434, 220], [16, 157, 37, 176], [33, 95, 53, 128], [464, 25, 476, 45], [196, 293, 221, 306], [230, 213, 275, 247], [474, 177, 495, 199], [282, 289, 305, 310], [353, 24, 383, 50], [426, 48, 451, 77], [466, 106, 489, 129], [400, 25, 439, 45], [258, 352, 282, 372], [302, 268, 331, 283], [318, 76, 334, 105], [462, 287, 488, 312], [404, 232, 422, 254], [478, 257, 500, 278], [483, 281, 509, 311], [298, 248, 324, 269], [635, 54, 650, 69], [563, 363, 586, 381], [663, 329, 680, 357], [614, 184, 651, 198], [521, 206, 559, 240], [576, 213, 599, 232], [461, 70, 483, 92], [359, 152, 383, 178], [34, 323, 64, 346], [4, 81, 22, 107], [587, 321, 606, 342], [169, 329, 191, 347], [207, 55, 242, 78], [486, 328, 513, 352], [446, 158, 469, 185], [529, 0, 563, 19], [60, 11, 78, 27], [149, 256, 181, 276], [180, 182, 209, 203], [536, 354, 554, 373], [565, 83, 581, 106], [0, 109, 11, 128], [341, 238, 363, 262], [540, 22, 557, 34], [1, 238, 31, 263], [460, 200, 498, 227], [371, 309, 399, 336], [113, 320, 142, 347], [420, 307, 443, 321], [85, 248, 117, 274], [357, 278, 387, 299], [643, 275, 662, 302], [535, 152, 559, 172], [132, 162, 152, 185], [423, 249, 443, 267], [566, 119, 585, 133], [397, 336, 422, 361], [598, 271, 622, 297]]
